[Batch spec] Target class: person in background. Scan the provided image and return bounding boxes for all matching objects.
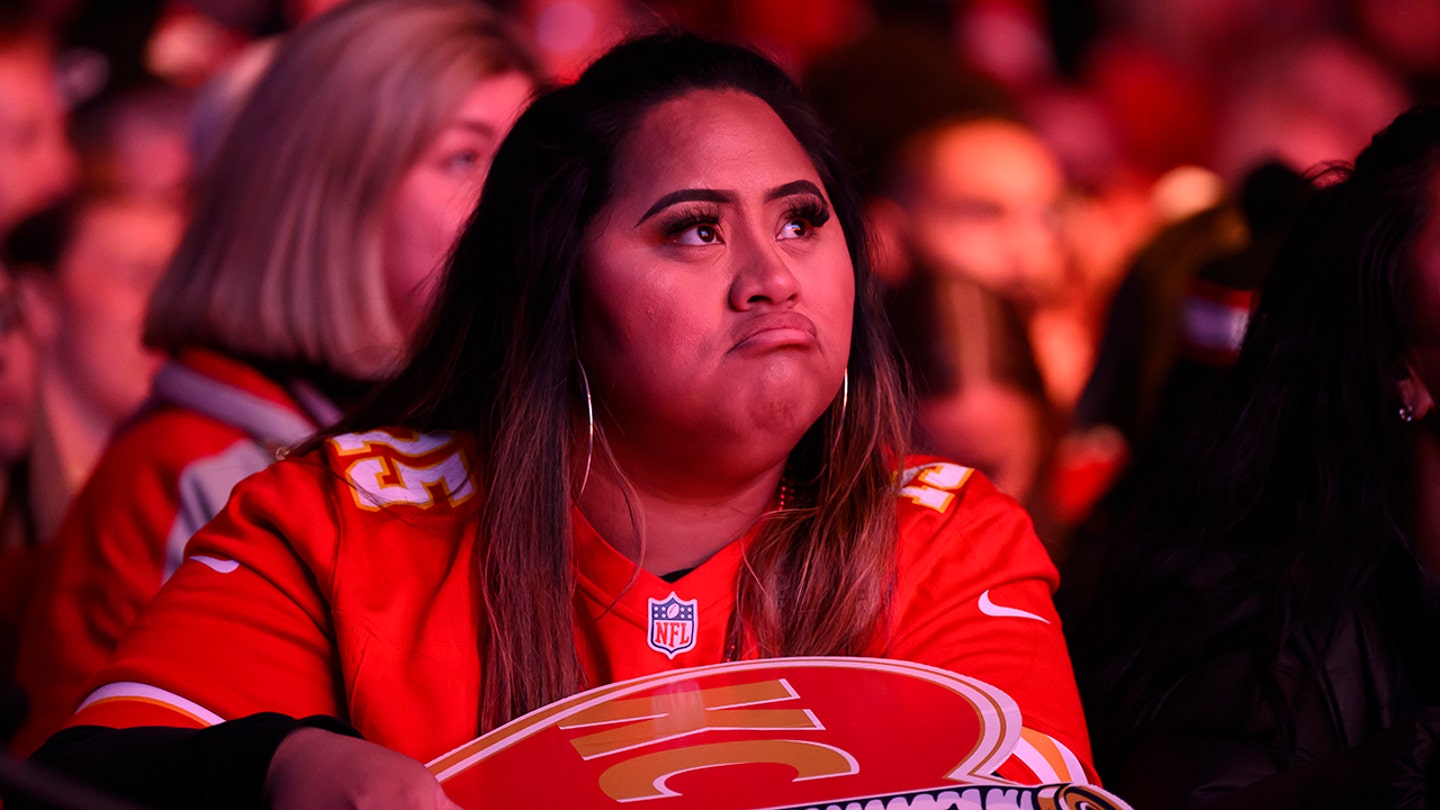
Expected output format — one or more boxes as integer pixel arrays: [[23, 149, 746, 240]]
[[71, 82, 195, 208], [885, 117, 1070, 330], [0, 16, 195, 553], [0, 13, 78, 241], [1062, 163, 1311, 535], [1086, 104, 1440, 807], [1069, 204, 1248, 465], [877, 114, 1067, 512], [3, 196, 184, 543], [10, 0, 539, 756], [0, 14, 65, 731], [19, 33, 1096, 809], [804, 28, 1060, 515]]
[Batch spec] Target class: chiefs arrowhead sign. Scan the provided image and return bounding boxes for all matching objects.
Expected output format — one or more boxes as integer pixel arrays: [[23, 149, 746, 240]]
[[427, 657, 1129, 809]]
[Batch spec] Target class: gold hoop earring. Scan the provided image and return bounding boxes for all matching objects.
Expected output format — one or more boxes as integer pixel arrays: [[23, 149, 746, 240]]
[[577, 361, 595, 496]]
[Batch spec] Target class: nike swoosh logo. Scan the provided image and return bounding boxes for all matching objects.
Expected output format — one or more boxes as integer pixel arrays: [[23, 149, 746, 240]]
[[191, 555, 239, 574], [977, 589, 1050, 624]]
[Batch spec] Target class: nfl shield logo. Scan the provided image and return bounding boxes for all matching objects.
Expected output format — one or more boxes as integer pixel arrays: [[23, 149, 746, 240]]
[[647, 592, 698, 659]]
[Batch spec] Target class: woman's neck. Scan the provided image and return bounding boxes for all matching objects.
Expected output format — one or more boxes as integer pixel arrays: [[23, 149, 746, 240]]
[[576, 453, 786, 576]]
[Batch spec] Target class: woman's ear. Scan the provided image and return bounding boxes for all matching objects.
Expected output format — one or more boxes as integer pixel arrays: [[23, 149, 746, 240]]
[[1399, 358, 1436, 421]]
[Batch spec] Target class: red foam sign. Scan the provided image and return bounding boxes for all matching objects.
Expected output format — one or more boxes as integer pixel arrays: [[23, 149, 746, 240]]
[[428, 657, 1128, 809]]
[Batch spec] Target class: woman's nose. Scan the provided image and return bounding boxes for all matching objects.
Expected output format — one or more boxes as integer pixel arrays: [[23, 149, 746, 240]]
[[728, 233, 800, 309]]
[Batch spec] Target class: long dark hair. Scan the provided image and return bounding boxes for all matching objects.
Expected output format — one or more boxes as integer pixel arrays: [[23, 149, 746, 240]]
[[1091, 105, 1440, 748], [341, 32, 909, 731]]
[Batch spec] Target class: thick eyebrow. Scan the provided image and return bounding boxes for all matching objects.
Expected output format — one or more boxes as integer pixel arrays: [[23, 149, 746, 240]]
[[635, 189, 734, 227], [765, 179, 825, 203], [634, 180, 827, 227]]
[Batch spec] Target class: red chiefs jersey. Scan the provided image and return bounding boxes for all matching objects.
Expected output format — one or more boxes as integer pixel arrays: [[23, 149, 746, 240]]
[[68, 428, 1096, 785], [11, 349, 337, 754]]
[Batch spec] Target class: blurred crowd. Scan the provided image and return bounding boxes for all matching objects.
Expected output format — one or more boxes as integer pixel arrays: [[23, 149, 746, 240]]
[[0, 0, 1437, 801]]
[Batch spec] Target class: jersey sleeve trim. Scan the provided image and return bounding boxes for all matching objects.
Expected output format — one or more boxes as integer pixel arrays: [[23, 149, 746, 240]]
[[1011, 727, 1090, 784], [77, 682, 224, 727]]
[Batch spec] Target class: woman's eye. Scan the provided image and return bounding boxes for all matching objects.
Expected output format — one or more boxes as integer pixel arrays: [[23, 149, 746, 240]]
[[443, 150, 484, 174], [778, 200, 829, 240], [778, 218, 810, 240], [674, 222, 720, 245]]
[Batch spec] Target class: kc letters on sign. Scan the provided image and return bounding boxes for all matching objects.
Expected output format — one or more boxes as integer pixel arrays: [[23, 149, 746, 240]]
[[429, 658, 1130, 809]]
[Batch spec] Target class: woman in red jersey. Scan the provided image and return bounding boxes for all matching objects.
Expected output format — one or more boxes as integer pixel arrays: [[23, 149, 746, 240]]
[[10, 0, 538, 756], [21, 33, 1095, 810]]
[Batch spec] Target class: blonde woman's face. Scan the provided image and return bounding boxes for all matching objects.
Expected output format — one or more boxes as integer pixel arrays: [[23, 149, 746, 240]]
[[381, 72, 533, 339]]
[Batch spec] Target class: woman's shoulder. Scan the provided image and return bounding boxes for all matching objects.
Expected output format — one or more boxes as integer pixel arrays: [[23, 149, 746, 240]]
[[305, 427, 480, 515], [180, 428, 481, 585], [896, 454, 1029, 530], [207, 427, 480, 524], [61, 396, 274, 545], [89, 348, 319, 483], [894, 453, 1053, 580], [95, 397, 264, 480]]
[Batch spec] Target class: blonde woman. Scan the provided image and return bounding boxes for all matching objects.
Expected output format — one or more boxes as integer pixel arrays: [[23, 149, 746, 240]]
[[12, 0, 539, 754]]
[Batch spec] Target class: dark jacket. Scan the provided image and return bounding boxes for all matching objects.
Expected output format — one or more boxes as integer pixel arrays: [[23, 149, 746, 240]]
[[1107, 596, 1440, 808]]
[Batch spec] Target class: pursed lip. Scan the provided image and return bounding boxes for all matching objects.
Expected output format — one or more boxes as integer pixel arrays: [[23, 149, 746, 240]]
[[730, 312, 819, 352]]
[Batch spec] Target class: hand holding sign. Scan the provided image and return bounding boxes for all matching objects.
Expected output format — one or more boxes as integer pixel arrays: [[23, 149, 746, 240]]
[[267, 727, 461, 810]]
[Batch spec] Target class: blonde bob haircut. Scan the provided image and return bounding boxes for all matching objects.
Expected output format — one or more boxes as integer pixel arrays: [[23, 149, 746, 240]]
[[145, 0, 538, 380]]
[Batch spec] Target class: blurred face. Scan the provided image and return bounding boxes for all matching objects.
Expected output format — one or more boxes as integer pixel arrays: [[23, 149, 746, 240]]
[[0, 269, 36, 464], [381, 72, 534, 338], [51, 199, 182, 420], [1408, 181, 1440, 419], [104, 101, 193, 205], [578, 90, 854, 482], [901, 120, 1066, 306], [0, 43, 78, 236]]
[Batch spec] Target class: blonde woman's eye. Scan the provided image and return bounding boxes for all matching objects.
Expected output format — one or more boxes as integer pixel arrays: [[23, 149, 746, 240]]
[[444, 150, 483, 173]]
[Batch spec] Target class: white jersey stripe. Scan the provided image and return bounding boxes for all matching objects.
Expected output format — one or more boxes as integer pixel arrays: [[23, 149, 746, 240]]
[[1053, 734, 1089, 784], [1011, 729, 1089, 784], [1013, 726, 1088, 784], [77, 682, 224, 726], [1009, 735, 1061, 783]]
